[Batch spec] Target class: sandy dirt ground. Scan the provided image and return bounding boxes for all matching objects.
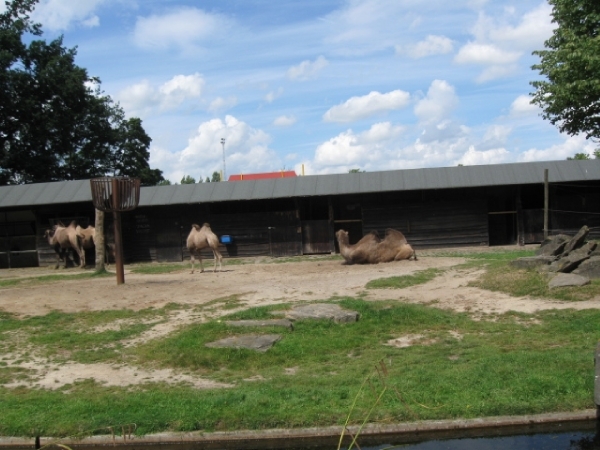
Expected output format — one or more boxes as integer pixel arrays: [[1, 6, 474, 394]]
[[1, 246, 599, 390]]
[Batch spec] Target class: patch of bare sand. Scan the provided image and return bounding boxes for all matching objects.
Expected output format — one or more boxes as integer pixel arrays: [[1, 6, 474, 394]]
[[1, 250, 599, 390]]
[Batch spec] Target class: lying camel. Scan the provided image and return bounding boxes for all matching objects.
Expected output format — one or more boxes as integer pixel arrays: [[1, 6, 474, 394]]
[[335, 228, 417, 265], [44, 221, 86, 269], [186, 223, 223, 274]]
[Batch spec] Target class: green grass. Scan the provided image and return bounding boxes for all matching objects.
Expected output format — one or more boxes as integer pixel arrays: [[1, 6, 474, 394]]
[[366, 268, 443, 289], [0, 271, 112, 288], [1, 248, 599, 439], [1, 298, 599, 437]]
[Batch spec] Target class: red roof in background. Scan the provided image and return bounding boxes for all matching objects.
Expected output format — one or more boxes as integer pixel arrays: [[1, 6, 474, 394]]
[[228, 171, 297, 181]]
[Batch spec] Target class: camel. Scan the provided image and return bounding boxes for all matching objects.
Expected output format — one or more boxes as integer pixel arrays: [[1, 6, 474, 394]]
[[335, 228, 417, 265], [44, 221, 86, 269], [186, 223, 223, 274], [76, 225, 115, 266]]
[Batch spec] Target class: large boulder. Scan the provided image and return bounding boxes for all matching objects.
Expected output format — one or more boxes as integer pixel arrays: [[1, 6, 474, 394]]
[[562, 225, 590, 255], [547, 251, 591, 273], [536, 234, 571, 256], [205, 334, 282, 352], [573, 256, 600, 279]]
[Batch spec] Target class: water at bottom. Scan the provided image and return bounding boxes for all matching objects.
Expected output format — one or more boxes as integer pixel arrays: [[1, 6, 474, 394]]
[[359, 427, 599, 450]]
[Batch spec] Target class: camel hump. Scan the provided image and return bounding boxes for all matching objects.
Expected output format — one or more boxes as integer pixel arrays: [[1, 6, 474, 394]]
[[68, 220, 78, 228], [191, 223, 201, 230], [385, 228, 407, 244], [203, 222, 211, 228]]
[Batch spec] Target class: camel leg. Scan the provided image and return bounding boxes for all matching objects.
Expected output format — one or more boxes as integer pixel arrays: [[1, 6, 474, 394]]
[[190, 252, 196, 274], [213, 248, 223, 272]]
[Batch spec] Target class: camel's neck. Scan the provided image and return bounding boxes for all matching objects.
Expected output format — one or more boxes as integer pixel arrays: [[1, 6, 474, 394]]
[[337, 236, 353, 257]]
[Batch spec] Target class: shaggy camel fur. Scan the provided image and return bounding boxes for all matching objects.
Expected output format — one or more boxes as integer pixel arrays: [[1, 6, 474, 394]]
[[186, 223, 223, 274], [44, 221, 86, 269], [335, 228, 417, 265]]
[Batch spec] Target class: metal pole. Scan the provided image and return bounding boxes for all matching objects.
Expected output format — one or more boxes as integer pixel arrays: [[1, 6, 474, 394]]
[[543, 169, 549, 240], [112, 178, 125, 285], [220, 138, 226, 181]]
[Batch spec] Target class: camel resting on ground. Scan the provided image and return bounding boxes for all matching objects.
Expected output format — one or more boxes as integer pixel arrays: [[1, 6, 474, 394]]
[[335, 228, 417, 265], [186, 223, 223, 274], [44, 221, 86, 269]]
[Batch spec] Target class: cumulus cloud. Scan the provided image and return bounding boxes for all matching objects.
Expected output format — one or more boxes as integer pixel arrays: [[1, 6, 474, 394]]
[[398, 35, 454, 58], [314, 122, 403, 170], [414, 80, 458, 124], [151, 116, 279, 183], [273, 115, 297, 127], [510, 95, 539, 116], [455, 4, 553, 81], [118, 73, 205, 116], [287, 56, 329, 81], [31, 0, 104, 31], [323, 90, 410, 123], [517, 134, 597, 162], [208, 96, 238, 113], [455, 146, 511, 166], [133, 8, 228, 52]]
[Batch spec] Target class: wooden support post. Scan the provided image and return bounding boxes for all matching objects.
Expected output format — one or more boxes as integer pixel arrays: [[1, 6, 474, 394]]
[[543, 169, 549, 240], [112, 178, 125, 285]]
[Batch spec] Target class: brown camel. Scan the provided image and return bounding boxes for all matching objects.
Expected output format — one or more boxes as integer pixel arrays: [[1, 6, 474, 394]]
[[186, 223, 223, 274], [335, 228, 417, 265], [44, 221, 86, 269], [76, 225, 115, 265]]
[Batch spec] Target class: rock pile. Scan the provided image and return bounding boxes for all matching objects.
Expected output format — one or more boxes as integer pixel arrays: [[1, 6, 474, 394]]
[[511, 225, 600, 287]]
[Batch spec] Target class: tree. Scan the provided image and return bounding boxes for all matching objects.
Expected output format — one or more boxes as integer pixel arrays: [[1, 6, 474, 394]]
[[530, 0, 600, 146], [567, 151, 600, 159], [348, 168, 365, 173], [0, 0, 165, 185], [211, 171, 221, 182], [180, 175, 195, 184]]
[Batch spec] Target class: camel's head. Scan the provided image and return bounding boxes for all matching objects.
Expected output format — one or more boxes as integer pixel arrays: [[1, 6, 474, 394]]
[[44, 229, 54, 239], [335, 229, 349, 243]]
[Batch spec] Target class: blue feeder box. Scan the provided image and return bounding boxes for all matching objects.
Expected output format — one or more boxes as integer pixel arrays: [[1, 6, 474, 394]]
[[220, 235, 232, 244]]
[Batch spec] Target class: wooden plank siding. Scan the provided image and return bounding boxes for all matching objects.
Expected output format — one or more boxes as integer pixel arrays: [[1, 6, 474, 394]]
[[362, 199, 489, 249]]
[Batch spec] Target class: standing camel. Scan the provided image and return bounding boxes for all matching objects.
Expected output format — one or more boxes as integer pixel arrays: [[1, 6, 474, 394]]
[[186, 223, 223, 274], [335, 228, 417, 265], [44, 221, 86, 269], [76, 225, 114, 266]]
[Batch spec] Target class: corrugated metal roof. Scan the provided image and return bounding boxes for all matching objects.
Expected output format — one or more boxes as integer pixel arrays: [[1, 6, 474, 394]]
[[1, 160, 599, 209]]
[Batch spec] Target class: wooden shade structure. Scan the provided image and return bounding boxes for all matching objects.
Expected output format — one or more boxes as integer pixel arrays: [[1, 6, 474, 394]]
[[90, 177, 140, 284]]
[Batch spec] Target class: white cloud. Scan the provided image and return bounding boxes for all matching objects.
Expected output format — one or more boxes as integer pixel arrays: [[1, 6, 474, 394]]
[[398, 35, 454, 59], [150, 116, 280, 183], [455, 146, 511, 166], [118, 74, 205, 116], [323, 90, 410, 123], [273, 115, 297, 127], [264, 88, 284, 103], [208, 96, 238, 113], [455, 3, 553, 82], [31, 0, 104, 31], [314, 122, 403, 169], [517, 134, 597, 162], [510, 95, 539, 116], [133, 8, 228, 52], [414, 80, 458, 124], [287, 56, 329, 81], [454, 42, 521, 66]]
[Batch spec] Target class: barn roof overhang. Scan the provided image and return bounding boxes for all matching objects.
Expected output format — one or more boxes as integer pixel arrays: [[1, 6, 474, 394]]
[[1, 160, 599, 209]]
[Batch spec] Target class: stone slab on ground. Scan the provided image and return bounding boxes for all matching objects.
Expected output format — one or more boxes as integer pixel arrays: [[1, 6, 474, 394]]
[[536, 234, 570, 257], [225, 319, 294, 330], [282, 303, 359, 323], [205, 334, 282, 352], [510, 256, 555, 269], [547, 251, 590, 273], [562, 225, 590, 255], [548, 273, 591, 289]]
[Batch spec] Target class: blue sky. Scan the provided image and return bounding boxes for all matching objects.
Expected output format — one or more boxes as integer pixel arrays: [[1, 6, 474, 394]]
[[13, 0, 599, 182]]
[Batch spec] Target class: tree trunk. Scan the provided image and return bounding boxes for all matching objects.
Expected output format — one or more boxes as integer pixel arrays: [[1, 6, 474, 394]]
[[94, 208, 106, 272]]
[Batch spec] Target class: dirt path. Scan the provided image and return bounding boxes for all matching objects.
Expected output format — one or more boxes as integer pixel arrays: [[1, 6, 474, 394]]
[[1, 248, 599, 390]]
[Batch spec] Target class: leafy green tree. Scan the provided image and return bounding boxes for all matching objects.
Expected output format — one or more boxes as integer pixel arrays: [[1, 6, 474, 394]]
[[0, 0, 165, 185], [567, 151, 600, 160], [157, 179, 172, 186], [530, 0, 600, 145], [205, 177, 210, 183], [211, 171, 221, 182], [348, 168, 365, 173], [180, 175, 196, 184]]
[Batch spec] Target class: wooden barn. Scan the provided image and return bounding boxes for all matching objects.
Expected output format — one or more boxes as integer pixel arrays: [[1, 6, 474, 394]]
[[1, 159, 599, 269]]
